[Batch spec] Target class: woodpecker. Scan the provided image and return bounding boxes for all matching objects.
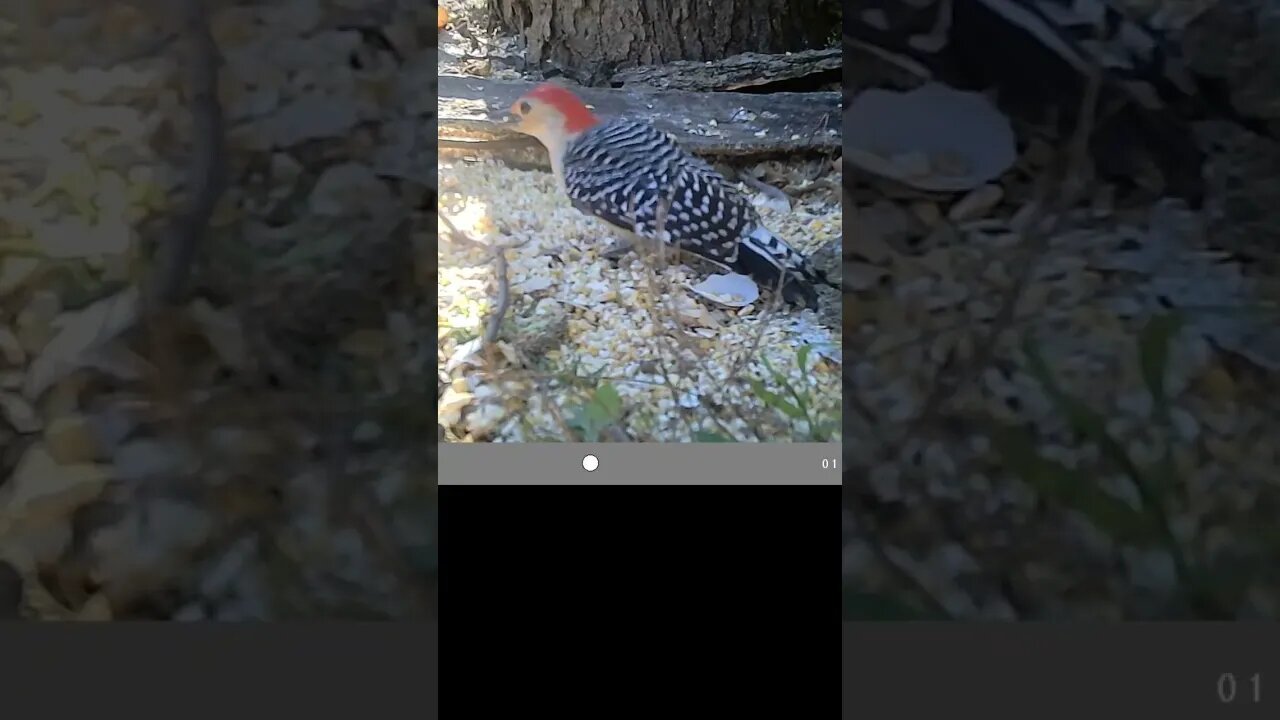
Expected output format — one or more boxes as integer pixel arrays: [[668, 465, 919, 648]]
[[508, 82, 837, 310], [847, 0, 1272, 206]]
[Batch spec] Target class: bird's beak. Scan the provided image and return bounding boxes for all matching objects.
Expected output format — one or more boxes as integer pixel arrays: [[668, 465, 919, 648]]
[[505, 107, 527, 133]]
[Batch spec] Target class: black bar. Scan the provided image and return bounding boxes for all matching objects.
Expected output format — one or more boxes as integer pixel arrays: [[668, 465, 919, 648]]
[[441, 485, 840, 620]]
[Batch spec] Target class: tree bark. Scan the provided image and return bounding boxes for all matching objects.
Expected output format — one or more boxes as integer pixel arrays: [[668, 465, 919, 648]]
[[488, 0, 839, 84]]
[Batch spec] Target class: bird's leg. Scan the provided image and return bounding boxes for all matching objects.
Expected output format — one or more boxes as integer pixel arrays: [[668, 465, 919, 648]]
[[602, 231, 661, 262]]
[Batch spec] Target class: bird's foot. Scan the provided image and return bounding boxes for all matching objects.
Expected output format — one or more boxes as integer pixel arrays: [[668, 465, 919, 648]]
[[601, 239, 635, 261]]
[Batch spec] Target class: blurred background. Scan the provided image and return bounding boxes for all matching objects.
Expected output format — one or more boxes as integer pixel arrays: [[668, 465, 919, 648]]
[[841, 0, 1280, 621], [0, 0, 439, 620]]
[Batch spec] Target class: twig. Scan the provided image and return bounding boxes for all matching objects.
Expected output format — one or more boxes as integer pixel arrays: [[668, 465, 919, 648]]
[[904, 61, 1104, 438], [484, 249, 511, 345], [632, 194, 705, 440], [109, 31, 180, 65], [534, 384, 583, 442], [781, 177, 840, 197], [496, 368, 668, 388], [145, 0, 227, 308], [624, 191, 756, 440], [438, 213, 514, 348], [844, 35, 933, 81], [906, 183, 1056, 436], [631, 185, 823, 442], [724, 269, 787, 382], [737, 172, 792, 212]]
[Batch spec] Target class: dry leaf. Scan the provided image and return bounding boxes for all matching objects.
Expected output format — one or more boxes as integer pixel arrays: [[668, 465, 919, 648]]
[[23, 286, 139, 400], [5, 522, 71, 566], [518, 276, 554, 292], [80, 341, 152, 382], [438, 386, 474, 426], [74, 592, 113, 621], [44, 413, 100, 464], [0, 326, 25, 365], [309, 162, 392, 217], [249, 94, 362, 149], [0, 444, 110, 542], [0, 391, 41, 433], [89, 500, 215, 602], [0, 256, 41, 297], [444, 336, 483, 373], [189, 298, 249, 370]]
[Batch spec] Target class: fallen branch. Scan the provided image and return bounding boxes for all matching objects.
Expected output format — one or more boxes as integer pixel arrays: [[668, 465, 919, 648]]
[[611, 48, 841, 93], [437, 138, 551, 172], [438, 75, 841, 167]]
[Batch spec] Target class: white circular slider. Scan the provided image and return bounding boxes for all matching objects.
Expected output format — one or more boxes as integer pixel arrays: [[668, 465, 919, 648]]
[[582, 454, 599, 472]]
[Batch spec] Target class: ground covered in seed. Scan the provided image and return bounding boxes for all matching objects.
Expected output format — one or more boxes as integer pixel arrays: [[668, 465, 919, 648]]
[[437, 158, 843, 443]]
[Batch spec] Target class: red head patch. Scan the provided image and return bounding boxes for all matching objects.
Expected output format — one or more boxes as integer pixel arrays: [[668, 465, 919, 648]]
[[519, 82, 600, 133]]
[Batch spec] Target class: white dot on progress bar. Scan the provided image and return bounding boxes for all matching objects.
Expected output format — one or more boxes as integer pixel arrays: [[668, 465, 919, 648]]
[[582, 454, 599, 472]]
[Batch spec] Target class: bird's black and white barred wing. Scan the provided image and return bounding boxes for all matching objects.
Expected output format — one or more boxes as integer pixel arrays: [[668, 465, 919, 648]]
[[560, 117, 756, 266], [560, 117, 833, 308]]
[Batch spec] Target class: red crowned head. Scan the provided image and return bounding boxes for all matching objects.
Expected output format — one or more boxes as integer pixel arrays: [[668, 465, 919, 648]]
[[510, 82, 601, 143]]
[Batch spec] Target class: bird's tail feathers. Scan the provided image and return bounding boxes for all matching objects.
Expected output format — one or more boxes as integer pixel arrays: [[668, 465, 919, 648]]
[[736, 227, 834, 310]]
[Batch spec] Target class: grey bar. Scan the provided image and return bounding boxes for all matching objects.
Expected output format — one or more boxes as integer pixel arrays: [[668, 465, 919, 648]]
[[843, 622, 1280, 717], [439, 443, 841, 485], [3, 623, 437, 715]]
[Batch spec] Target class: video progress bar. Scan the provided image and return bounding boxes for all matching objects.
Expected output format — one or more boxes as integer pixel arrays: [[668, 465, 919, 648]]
[[439, 442, 841, 485]]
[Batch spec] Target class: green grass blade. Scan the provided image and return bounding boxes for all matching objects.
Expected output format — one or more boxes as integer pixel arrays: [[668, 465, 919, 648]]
[[1138, 313, 1183, 426], [991, 424, 1160, 545]]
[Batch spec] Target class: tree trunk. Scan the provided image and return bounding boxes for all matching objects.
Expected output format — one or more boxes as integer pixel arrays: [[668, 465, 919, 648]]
[[488, 0, 839, 85]]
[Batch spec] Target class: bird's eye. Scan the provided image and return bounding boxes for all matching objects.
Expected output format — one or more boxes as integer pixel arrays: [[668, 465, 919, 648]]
[[518, 101, 532, 115]]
